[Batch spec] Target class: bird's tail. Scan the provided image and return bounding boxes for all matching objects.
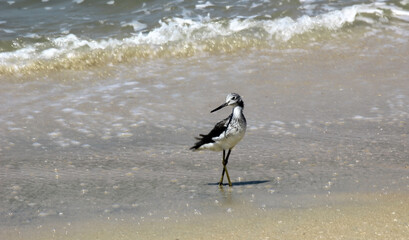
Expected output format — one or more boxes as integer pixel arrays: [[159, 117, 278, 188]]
[[190, 134, 207, 151]]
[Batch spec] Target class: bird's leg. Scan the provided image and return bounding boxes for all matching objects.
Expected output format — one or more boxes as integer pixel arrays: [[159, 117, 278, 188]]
[[224, 149, 232, 187], [219, 150, 226, 186]]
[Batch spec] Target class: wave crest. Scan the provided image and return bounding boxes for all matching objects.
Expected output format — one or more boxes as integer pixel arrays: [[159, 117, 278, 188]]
[[1, 3, 407, 74]]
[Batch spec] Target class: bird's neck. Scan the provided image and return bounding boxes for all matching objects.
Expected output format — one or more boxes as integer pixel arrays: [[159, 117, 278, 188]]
[[232, 105, 243, 119]]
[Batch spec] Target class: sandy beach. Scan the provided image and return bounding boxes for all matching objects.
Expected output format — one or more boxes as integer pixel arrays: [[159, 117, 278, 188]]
[[1, 43, 408, 238], [2, 192, 408, 240], [1, 1, 408, 239]]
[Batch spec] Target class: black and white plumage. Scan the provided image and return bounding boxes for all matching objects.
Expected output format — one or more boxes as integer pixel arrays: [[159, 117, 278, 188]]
[[190, 93, 247, 186]]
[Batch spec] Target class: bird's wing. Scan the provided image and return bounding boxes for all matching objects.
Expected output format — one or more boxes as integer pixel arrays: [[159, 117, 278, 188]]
[[190, 114, 232, 150]]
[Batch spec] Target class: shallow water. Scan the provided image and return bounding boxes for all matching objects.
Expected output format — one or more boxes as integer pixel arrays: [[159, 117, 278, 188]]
[[1, 0, 409, 238], [1, 38, 408, 227]]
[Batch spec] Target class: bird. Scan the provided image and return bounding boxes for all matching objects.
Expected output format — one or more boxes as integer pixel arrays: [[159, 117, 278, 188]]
[[190, 93, 247, 187]]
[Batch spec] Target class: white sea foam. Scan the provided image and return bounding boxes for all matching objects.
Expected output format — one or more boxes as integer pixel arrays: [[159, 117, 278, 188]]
[[0, 3, 408, 71], [123, 81, 139, 86], [70, 140, 81, 145], [196, 1, 214, 9], [117, 132, 133, 138], [40, 48, 61, 59], [62, 108, 76, 113], [121, 20, 147, 32], [48, 131, 61, 138]]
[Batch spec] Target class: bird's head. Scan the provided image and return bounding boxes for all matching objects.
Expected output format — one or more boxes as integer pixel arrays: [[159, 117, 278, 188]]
[[211, 93, 243, 113]]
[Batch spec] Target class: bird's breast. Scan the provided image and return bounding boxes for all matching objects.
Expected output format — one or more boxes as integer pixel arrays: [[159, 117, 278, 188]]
[[214, 122, 246, 150]]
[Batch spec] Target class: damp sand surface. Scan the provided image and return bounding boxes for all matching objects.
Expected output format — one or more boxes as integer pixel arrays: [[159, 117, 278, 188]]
[[1, 193, 409, 240], [1, 18, 409, 239]]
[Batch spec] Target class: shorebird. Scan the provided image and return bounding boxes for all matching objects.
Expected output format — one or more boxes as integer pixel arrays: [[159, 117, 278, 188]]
[[190, 93, 247, 186]]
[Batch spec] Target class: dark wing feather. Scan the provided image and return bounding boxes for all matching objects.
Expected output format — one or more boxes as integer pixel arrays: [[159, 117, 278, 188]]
[[190, 114, 232, 150]]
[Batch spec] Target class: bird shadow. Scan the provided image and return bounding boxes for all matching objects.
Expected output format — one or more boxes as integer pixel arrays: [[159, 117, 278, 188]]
[[207, 180, 270, 187]]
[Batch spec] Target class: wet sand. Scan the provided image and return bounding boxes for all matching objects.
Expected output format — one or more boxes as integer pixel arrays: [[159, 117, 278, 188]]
[[2, 192, 408, 240], [1, 30, 408, 239]]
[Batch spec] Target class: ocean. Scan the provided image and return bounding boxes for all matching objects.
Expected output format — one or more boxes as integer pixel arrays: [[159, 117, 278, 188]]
[[1, 0, 409, 239], [1, 0, 408, 74]]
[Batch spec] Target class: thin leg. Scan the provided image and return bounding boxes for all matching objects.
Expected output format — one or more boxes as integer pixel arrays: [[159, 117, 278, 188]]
[[224, 150, 232, 186], [225, 149, 231, 165], [223, 167, 232, 187], [219, 150, 226, 186]]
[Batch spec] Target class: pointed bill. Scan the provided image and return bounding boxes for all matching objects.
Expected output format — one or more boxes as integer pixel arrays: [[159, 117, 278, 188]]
[[210, 102, 228, 113]]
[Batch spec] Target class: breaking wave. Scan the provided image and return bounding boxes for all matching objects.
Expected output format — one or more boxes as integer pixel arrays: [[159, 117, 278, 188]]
[[0, 2, 408, 74]]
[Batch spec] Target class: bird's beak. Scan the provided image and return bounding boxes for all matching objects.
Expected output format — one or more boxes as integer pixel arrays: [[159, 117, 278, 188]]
[[211, 102, 228, 113]]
